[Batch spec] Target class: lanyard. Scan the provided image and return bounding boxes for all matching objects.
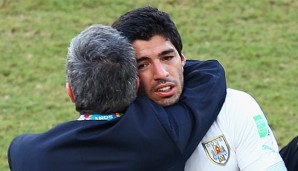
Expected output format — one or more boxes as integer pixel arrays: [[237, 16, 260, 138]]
[[77, 113, 123, 121]]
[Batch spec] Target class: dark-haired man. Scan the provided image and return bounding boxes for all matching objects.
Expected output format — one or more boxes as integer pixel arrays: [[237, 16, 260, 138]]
[[112, 6, 286, 171]]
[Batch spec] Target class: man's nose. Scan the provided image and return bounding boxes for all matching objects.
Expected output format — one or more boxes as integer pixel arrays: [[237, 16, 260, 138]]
[[152, 62, 169, 80]]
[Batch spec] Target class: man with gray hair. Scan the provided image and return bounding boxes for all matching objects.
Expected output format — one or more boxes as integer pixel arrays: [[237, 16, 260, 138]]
[[8, 24, 226, 171], [65, 24, 138, 114]]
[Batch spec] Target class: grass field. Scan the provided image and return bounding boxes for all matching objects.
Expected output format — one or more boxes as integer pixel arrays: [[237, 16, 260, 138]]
[[1, 0, 297, 170]]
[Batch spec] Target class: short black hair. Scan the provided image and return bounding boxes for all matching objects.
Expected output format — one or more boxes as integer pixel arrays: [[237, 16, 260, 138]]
[[112, 6, 183, 57]]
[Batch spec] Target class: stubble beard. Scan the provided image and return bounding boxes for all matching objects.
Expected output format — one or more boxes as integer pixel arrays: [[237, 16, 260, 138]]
[[138, 74, 184, 107]]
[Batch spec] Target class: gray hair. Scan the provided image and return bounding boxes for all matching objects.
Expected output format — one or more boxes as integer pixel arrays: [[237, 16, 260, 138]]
[[66, 24, 138, 113]]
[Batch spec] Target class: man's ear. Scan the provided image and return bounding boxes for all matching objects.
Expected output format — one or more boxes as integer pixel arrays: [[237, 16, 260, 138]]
[[66, 82, 75, 103], [181, 53, 186, 66]]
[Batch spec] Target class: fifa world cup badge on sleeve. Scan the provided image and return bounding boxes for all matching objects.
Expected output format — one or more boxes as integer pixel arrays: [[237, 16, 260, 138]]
[[253, 115, 268, 138], [202, 135, 230, 165]]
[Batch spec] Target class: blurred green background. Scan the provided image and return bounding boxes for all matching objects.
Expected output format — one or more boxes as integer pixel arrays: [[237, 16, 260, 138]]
[[1, 0, 297, 170]]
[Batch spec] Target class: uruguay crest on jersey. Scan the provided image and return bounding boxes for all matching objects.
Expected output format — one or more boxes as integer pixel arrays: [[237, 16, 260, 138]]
[[202, 135, 230, 165]]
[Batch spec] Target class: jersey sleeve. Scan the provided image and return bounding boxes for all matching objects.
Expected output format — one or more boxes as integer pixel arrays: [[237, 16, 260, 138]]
[[231, 91, 287, 171]]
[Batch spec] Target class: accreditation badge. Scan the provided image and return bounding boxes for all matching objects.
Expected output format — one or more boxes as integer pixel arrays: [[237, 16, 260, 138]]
[[202, 135, 230, 165]]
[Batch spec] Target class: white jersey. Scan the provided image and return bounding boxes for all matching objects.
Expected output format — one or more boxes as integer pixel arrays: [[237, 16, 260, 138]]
[[185, 89, 287, 171]]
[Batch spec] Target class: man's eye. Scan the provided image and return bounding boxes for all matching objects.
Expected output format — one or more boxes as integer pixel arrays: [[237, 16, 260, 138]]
[[138, 63, 149, 69], [163, 56, 174, 61]]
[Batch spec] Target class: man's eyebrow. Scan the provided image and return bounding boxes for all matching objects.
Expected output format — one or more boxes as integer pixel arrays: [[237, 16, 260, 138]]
[[158, 49, 175, 57], [136, 56, 149, 63], [136, 49, 176, 63]]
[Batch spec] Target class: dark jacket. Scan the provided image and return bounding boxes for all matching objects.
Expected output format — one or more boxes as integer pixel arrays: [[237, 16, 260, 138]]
[[280, 135, 298, 171], [8, 60, 226, 171]]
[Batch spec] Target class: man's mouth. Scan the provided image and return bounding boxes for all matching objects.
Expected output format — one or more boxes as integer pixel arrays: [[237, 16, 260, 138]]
[[157, 86, 172, 92], [154, 83, 176, 98]]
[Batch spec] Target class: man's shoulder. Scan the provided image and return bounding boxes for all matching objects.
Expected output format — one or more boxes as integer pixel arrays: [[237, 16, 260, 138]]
[[216, 88, 266, 139], [8, 121, 82, 170], [9, 134, 34, 150], [224, 88, 258, 108], [217, 88, 258, 121], [9, 121, 79, 149], [226, 88, 252, 99], [8, 133, 41, 166]]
